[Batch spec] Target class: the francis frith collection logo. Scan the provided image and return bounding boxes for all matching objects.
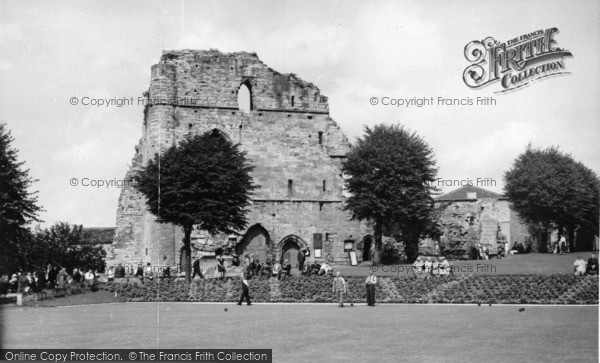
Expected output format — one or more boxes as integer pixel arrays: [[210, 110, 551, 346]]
[[463, 27, 572, 93]]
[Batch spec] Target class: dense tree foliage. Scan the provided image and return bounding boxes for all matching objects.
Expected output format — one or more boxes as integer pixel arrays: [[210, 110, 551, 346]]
[[134, 130, 256, 281], [504, 145, 600, 251], [0, 123, 43, 274], [15, 222, 106, 273], [342, 124, 438, 263]]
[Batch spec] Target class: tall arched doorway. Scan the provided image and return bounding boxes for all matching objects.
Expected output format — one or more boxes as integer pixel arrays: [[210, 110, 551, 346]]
[[362, 235, 374, 261], [237, 225, 271, 263], [277, 235, 307, 269]]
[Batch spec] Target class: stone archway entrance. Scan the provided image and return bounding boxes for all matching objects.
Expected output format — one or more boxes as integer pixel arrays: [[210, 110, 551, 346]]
[[237, 225, 271, 263], [277, 235, 307, 269], [362, 235, 374, 261]]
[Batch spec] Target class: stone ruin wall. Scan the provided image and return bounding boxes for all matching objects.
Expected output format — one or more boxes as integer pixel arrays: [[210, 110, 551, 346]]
[[436, 199, 511, 252], [105, 50, 371, 271]]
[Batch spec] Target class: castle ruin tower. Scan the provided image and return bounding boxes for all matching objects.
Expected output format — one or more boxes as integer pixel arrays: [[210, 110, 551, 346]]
[[105, 50, 372, 271]]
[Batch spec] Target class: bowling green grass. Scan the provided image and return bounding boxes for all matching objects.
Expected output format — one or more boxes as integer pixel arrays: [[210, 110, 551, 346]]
[[1, 302, 598, 362]]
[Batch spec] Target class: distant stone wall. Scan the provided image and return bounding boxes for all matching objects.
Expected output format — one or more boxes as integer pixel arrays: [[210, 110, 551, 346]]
[[105, 50, 370, 269], [436, 199, 511, 252]]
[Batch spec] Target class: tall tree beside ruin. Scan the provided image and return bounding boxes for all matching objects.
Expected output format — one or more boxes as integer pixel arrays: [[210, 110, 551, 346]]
[[342, 124, 438, 263], [18, 222, 106, 273], [0, 123, 42, 274], [134, 130, 256, 282], [504, 145, 600, 251]]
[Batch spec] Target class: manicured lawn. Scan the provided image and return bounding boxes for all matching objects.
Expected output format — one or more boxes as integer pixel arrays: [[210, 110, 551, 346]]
[[1, 302, 597, 362]]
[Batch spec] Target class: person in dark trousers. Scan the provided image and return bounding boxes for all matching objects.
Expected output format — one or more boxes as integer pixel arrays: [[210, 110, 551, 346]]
[[298, 249, 306, 272], [217, 255, 226, 278], [47, 265, 58, 289], [587, 254, 598, 275], [0, 274, 8, 296], [231, 253, 240, 267], [282, 259, 292, 279], [72, 268, 82, 284], [365, 270, 377, 306], [192, 259, 204, 279], [35, 270, 46, 292], [237, 272, 251, 305], [162, 265, 172, 279]]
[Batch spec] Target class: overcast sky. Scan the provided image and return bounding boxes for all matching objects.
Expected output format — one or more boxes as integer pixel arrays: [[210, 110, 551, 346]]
[[1, 0, 599, 228]]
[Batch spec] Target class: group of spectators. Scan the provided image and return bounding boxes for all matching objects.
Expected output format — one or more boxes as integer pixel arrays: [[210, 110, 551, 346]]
[[573, 254, 598, 276], [193, 249, 335, 280], [107, 262, 172, 283], [412, 256, 451, 278], [470, 244, 506, 260], [0, 264, 97, 296], [552, 236, 569, 255], [238, 252, 334, 280]]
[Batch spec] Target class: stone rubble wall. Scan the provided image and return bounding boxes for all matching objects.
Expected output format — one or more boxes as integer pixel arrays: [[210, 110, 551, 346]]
[[436, 199, 512, 252]]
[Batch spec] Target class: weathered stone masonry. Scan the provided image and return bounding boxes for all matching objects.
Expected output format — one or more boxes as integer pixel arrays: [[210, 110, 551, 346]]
[[105, 49, 372, 270]]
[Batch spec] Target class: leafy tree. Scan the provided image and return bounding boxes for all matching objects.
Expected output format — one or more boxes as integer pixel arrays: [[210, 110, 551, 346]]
[[3, 222, 106, 272], [342, 124, 438, 263], [504, 145, 600, 251], [134, 130, 256, 282], [0, 123, 42, 274], [11, 222, 106, 273]]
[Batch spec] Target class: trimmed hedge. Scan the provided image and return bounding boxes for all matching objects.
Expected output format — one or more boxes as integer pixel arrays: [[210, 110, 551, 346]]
[[100, 274, 599, 305]]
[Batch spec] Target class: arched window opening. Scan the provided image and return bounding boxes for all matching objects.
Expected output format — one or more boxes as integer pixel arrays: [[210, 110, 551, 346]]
[[206, 128, 230, 142], [237, 82, 252, 113]]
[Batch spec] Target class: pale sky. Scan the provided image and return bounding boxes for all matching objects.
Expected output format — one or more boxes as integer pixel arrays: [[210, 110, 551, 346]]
[[1, 0, 599, 228]]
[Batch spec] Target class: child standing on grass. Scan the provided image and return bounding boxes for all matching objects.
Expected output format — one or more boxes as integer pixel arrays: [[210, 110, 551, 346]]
[[332, 271, 347, 307]]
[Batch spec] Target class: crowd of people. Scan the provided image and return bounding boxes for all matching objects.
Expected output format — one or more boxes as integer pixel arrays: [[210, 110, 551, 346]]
[[106, 262, 172, 283], [191, 249, 334, 281], [412, 256, 452, 278], [0, 264, 97, 296], [469, 244, 507, 260]]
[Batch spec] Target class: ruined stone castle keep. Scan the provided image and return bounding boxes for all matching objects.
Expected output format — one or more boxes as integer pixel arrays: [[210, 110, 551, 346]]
[[105, 50, 372, 271]]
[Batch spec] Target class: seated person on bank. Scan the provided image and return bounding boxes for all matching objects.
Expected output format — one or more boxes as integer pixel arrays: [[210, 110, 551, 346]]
[[261, 259, 272, 278], [248, 258, 257, 277], [254, 259, 263, 277], [319, 261, 332, 276], [431, 258, 439, 277], [244, 261, 254, 279], [231, 253, 240, 267], [281, 259, 292, 279], [423, 257, 433, 278], [587, 254, 598, 275], [412, 257, 424, 278], [438, 256, 450, 276], [272, 260, 281, 278], [574, 256, 586, 276], [114, 263, 126, 278], [302, 262, 312, 276]]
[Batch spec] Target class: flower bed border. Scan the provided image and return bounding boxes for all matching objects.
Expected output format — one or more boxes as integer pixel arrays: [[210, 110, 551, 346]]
[[98, 274, 599, 305]]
